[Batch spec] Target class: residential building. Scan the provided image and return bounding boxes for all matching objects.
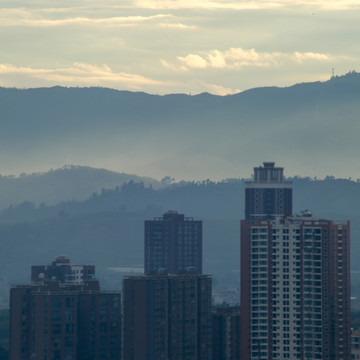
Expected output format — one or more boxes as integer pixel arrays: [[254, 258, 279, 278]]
[[240, 212, 351, 360], [31, 255, 95, 284], [123, 272, 212, 360], [9, 259, 121, 360], [144, 210, 202, 275], [352, 328, 360, 359]]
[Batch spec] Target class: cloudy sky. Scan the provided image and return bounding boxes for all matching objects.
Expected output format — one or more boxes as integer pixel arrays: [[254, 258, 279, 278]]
[[1, 0, 360, 95]]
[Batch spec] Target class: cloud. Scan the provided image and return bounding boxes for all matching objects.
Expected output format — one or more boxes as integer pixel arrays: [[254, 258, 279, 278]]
[[159, 23, 196, 29], [0, 9, 173, 27], [178, 54, 208, 69], [164, 48, 334, 71], [0, 8, 197, 30], [132, 0, 360, 10], [193, 81, 241, 95], [0, 63, 243, 95], [0, 63, 166, 89], [293, 52, 330, 62], [132, 0, 282, 10]]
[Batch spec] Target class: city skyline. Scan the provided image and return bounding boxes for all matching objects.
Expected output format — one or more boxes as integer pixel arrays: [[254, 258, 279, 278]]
[[6, 161, 353, 359]]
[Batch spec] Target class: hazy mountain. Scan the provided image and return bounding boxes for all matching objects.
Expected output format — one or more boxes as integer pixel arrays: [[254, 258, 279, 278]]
[[1, 72, 360, 179], [0, 165, 161, 210], [2, 72, 360, 305]]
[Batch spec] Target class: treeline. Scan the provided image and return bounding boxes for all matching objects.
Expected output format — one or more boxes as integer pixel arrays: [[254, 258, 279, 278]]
[[1, 176, 360, 309], [0, 179, 245, 223], [1, 176, 360, 224]]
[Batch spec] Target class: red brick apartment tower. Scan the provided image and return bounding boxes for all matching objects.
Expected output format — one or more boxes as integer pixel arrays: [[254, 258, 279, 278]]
[[240, 214, 351, 360], [123, 273, 212, 360]]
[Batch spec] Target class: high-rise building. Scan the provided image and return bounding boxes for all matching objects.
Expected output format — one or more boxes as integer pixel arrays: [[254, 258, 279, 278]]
[[144, 210, 202, 275], [9, 258, 121, 360], [240, 212, 351, 360], [245, 162, 292, 220], [123, 273, 212, 360], [212, 306, 241, 360]]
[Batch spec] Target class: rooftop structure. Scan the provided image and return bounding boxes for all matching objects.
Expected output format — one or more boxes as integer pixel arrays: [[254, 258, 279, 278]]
[[245, 162, 292, 220]]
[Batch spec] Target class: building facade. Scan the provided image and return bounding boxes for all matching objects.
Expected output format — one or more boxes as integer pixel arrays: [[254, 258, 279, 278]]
[[240, 213, 351, 360], [212, 306, 240, 360], [10, 259, 121, 360], [144, 210, 202, 275], [31, 255, 95, 284], [352, 328, 360, 359], [123, 273, 212, 360], [245, 162, 292, 220]]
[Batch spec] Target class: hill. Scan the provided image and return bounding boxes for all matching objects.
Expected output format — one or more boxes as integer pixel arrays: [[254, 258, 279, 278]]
[[1, 176, 360, 308], [1, 72, 360, 179], [0, 165, 161, 210]]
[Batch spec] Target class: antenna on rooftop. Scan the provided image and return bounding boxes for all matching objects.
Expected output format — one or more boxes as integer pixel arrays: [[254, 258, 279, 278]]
[[332, 67, 335, 78]]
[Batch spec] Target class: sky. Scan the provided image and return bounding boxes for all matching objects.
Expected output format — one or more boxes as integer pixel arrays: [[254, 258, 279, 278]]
[[1, 0, 360, 95]]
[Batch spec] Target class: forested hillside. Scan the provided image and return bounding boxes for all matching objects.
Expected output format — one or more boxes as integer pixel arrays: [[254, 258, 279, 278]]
[[0, 175, 359, 308]]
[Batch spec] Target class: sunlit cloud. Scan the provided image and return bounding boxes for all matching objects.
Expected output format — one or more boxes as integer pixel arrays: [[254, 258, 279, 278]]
[[294, 52, 330, 63], [160, 60, 185, 72], [133, 0, 283, 10], [4, 0, 360, 13], [132, 0, 360, 10], [0, 63, 166, 89], [163, 48, 335, 71], [159, 23, 196, 29], [0, 9, 173, 27], [178, 54, 208, 69], [190, 81, 241, 95], [0, 8, 197, 30]]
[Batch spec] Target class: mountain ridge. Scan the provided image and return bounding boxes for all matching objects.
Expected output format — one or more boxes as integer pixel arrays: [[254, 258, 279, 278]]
[[0, 165, 162, 210], [1, 71, 360, 179]]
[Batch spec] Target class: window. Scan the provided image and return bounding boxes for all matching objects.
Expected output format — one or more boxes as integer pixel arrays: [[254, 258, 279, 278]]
[[65, 323, 74, 334], [65, 337, 74, 347], [64, 350, 73, 360], [52, 298, 62, 308], [66, 298, 75, 308], [100, 297, 109, 307], [52, 311, 62, 321], [52, 324, 61, 334]]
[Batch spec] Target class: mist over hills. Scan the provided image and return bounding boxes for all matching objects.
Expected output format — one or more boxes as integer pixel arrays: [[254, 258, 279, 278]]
[[0, 165, 161, 211], [1, 71, 360, 179], [1, 170, 360, 308], [1, 72, 360, 305]]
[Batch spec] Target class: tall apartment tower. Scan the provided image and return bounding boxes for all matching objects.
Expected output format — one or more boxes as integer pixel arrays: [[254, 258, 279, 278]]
[[144, 210, 202, 274], [245, 162, 292, 220], [123, 273, 212, 360], [10, 258, 121, 360], [240, 213, 351, 360]]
